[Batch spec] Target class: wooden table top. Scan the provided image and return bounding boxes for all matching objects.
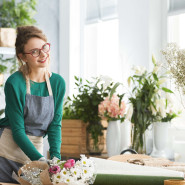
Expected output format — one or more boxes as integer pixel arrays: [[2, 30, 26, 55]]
[[0, 183, 18, 185]]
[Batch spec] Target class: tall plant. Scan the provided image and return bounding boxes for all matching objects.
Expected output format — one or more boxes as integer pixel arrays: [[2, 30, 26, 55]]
[[127, 56, 179, 153]]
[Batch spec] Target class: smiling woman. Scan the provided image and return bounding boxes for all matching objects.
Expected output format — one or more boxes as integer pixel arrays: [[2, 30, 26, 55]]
[[0, 26, 66, 184]]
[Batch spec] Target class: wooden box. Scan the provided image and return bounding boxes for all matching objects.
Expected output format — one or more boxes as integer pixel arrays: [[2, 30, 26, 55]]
[[61, 119, 88, 157], [61, 119, 108, 158], [0, 28, 16, 47]]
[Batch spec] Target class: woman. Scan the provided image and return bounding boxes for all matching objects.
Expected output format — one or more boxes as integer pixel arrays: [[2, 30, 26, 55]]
[[0, 26, 66, 183]]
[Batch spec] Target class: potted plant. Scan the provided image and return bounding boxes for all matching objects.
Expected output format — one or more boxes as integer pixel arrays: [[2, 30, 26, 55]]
[[0, 0, 38, 47], [126, 56, 180, 154], [63, 76, 119, 155], [98, 94, 126, 157], [0, 54, 19, 117]]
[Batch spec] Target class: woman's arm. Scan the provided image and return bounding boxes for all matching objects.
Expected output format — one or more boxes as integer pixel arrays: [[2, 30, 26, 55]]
[[47, 77, 66, 159]]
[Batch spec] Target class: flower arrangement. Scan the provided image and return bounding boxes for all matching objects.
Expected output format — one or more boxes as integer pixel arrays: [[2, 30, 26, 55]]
[[63, 76, 120, 154], [98, 94, 126, 122], [162, 43, 185, 95], [18, 155, 96, 185], [127, 56, 180, 153]]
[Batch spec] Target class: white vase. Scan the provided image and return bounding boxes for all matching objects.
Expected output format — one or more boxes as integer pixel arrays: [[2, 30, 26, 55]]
[[151, 122, 169, 158], [120, 120, 131, 153], [106, 120, 121, 157]]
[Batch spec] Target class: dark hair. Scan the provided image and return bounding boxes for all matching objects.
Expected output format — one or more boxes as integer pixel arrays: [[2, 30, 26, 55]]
[[15, 26, 47, 60], [15, 26, 48, 80]]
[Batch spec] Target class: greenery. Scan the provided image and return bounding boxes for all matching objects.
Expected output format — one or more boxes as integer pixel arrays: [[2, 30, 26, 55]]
[[0, 55, 19, 117], [0, 0, 38, 28], [127, 56, 179, 153], [0, 55, 18, 74], [63, 76, 119, 151]]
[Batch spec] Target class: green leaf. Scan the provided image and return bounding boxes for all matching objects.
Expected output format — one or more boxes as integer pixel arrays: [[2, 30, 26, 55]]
[[162, 87, 173, 93], [153, 73, 158, 81], [110, 82, 121, 99]]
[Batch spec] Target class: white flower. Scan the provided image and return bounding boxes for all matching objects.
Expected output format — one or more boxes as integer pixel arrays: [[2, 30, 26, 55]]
[[155, 99, 167, 118], [52, 173, 63, 184], [166, 93, 174, 104], [70, 167, 81, 179], [81, 167, 94, 179], [126, 104, 133, 121], [60, 168, 69, 177], [80, 155, 90, 167], [99, 75, 112, 90], [150, 104, 157, 116], [157, 78, 167, 85], [132, 65, 146, 75]]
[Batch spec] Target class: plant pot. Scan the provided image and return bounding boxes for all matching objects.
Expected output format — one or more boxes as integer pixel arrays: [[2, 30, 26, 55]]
[[0, 28, 16, 47], [106, 120, 121, 157], [86, 122, 104, 155], [0, 73, 4, 85], [120, 120, 131, 152], [131, 124, 146, 154], [151, 122, 170, 158], [86, 132, 104, 155]]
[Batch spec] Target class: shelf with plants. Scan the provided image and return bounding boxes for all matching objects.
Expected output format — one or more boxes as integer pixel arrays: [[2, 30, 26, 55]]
[[0, 47, 15, 55]]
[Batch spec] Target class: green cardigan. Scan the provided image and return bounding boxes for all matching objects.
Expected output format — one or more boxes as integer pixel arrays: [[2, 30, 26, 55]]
[[0, 71, 66, 161]]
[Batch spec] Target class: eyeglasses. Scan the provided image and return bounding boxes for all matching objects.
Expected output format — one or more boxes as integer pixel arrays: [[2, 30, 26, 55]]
[[23, 43, 51, 58]]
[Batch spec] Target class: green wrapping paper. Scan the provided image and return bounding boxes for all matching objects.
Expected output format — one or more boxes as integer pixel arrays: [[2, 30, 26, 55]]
[[93, 174, 183, 185], [90, 157, 184, 185]]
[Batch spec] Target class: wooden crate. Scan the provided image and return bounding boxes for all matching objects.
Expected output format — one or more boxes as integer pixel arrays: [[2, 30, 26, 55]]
[[61, 119, 108, 158], [61, 120, 88, 157]]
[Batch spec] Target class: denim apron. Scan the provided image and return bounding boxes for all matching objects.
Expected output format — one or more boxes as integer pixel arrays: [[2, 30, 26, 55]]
[[0, 72, 54, 164]]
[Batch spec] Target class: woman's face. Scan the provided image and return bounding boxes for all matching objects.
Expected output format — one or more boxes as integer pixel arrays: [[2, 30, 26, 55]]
[[21, 37, 50, 70]]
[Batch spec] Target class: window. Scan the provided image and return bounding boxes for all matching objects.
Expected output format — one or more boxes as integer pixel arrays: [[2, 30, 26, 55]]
[[84, 19, 122, 82], [168, 13, 185, 126]]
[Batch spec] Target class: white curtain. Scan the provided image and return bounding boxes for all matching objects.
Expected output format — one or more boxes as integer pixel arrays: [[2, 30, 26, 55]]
[[85, 0, 118, 24], [168, 0, 185, 15]]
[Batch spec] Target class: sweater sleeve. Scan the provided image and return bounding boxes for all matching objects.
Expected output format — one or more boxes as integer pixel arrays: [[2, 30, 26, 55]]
[[47, 77, 66, 159], [5, 81, 43, 161]]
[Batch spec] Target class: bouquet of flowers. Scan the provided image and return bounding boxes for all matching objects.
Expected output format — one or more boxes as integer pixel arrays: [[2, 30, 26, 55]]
[[126, 56, 180, 153], [98, 94, 126, 122], [18, 155, 96, 185]]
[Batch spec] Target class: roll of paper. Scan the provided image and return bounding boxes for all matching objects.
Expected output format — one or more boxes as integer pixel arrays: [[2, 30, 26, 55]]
[[164, 179, 185, 185]]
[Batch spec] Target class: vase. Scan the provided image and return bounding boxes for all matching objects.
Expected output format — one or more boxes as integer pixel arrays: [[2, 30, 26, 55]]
[[120, 120, 131, 153], [151, 122, 169, 158], [106, 120, 121, 157], [131, 124, 146, 154], [86, 132, 104, 155]]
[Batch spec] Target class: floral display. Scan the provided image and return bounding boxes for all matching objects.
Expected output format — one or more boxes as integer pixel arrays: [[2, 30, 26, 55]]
[[18, 155, 96, 185], [98, 94, 126, 122], [127, 56, 180, 153], [162, 43, 185, 94]]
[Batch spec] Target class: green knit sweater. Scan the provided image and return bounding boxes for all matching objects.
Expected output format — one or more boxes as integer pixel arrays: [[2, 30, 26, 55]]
[[0, 71, 66, 161]]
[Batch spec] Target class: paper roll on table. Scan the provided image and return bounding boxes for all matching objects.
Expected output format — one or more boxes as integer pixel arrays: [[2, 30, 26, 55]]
[[164, 179, 185, 185]]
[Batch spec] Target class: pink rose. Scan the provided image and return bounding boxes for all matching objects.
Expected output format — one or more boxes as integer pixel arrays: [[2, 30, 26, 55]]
[[49, 165, 61, 174], [64, 159, 75, 169]]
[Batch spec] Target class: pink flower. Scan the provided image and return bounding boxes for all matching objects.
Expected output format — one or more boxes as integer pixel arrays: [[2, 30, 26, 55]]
[[98, 94, 126, 119], [64, 159, 75, 169], [49, 165, 61, 174]]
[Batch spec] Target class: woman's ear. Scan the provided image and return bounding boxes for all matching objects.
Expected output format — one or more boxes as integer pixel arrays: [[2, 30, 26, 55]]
[[18, 53, 27, 63]]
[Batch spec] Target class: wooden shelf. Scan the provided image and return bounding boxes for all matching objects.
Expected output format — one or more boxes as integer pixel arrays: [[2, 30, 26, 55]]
[[0, 47, 15, 55]]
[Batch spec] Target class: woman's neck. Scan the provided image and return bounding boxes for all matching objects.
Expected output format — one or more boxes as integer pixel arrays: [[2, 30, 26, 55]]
[[29, 68, 47, 82]]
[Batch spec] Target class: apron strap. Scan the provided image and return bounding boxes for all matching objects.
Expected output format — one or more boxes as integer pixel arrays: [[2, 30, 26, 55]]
[[26, 71, 53, 96], [45, 72, 53, 96]]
